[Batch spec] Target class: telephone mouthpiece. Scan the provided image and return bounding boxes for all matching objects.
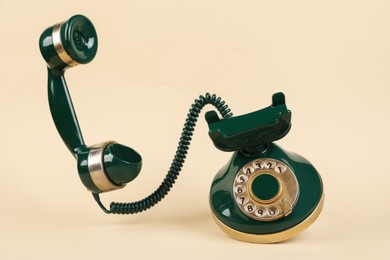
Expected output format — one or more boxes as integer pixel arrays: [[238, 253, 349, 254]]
[[78, 141, 142, 193], [39, 14, 98, 71]]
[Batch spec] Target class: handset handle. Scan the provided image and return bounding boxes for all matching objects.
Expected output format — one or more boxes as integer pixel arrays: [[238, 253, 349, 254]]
[[40, 15, 142, 193], [40, 14, 98, 156], [205, 92, 291, 154], [48, 68, 86, 157]]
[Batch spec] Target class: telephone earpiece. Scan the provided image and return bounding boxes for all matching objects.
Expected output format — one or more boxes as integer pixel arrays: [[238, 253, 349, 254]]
[[39, 14, 98, 71], [40, 15, 323, 243], [39, 15, 142, 193]]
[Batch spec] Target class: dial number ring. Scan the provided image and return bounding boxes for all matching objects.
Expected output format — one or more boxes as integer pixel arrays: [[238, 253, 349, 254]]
[[233, 158, 299, 222]]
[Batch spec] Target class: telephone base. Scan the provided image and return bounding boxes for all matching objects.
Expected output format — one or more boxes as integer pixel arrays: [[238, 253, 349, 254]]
[[211, 194, 324, 243]]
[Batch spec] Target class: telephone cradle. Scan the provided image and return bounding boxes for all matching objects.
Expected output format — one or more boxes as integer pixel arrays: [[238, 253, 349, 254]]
[[39, 14, 324, 243]]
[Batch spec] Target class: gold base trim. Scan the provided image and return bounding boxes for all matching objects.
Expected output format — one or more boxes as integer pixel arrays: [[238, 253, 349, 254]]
[[212, 193, 324, 243]]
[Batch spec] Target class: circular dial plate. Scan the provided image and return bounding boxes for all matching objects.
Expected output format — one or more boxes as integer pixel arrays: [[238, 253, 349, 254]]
[[233, 158, 299, 221]]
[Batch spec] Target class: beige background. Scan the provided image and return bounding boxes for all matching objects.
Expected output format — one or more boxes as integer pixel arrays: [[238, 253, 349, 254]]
[[0, 0, 389, 259]]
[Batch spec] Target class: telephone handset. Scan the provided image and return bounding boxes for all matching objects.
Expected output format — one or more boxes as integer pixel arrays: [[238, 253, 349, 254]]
[[39, 15, 324, 243]]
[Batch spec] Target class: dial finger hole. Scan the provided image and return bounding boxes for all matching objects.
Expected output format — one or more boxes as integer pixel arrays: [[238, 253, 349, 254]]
[[243, 166, 255, 175], [234, 185, 246, 194], [255, 208, 266, 217], [267, 207, 279, 217], [237, 196, 249, 205], [264, 160, 276, 169], [245, 203, 255, 213], [253, 160, 264, 170], [275, 164, 287, 173], [236, 175, 248, 184]]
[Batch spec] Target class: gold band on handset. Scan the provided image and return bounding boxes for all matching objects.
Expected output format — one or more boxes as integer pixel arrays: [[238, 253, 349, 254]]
[[88, 141, 125, 192], [52, 22, 79, 67]]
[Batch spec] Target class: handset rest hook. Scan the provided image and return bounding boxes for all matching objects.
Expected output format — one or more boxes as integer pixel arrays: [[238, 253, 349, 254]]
[[205, 92, 291, 154]]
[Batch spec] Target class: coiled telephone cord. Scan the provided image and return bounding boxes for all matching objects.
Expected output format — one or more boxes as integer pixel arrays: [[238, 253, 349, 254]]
[[93, 93, 233, 214]]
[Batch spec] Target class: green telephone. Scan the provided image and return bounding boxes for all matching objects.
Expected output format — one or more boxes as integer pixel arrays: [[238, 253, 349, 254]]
[[39, 15, 324, 243]]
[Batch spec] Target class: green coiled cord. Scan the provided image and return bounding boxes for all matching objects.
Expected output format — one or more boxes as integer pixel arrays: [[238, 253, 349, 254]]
[[93, 93, 233, 214]]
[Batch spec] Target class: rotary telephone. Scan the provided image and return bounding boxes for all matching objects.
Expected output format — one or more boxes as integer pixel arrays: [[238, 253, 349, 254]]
[[39, 15, 324, 243]]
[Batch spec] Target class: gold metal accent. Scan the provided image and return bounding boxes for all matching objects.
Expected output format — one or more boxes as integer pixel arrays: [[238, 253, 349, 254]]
[[88, 141, 125, 192], [233, 159, 299, 221], [211, 194, 324, 244], [52, 22, 79, 67], [281, 199, 293, 216]]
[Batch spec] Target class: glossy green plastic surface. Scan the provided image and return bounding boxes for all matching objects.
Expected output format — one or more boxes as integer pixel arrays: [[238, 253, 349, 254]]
[[60, 15, 98, 64], [47, 61, 142, 193], [103, 143, 142, 185], [39, 15, 97, 71], [77, 148, 99, 192], [77, 144, 142, 193], [209, 143, 323, 234], [47, 69, 86, 156], [251, 174, 280, 200], [39, 27, 68, 71], [205, 92, 291, 153], [41, 15, 141, 193]]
